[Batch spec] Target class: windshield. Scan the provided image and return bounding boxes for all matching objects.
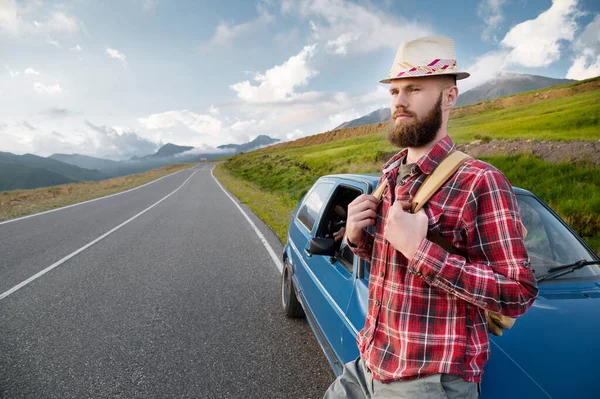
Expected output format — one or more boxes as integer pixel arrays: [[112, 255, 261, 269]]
[[516, 194, 600, 281]]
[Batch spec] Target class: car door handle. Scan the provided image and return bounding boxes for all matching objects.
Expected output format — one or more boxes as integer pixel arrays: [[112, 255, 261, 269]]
[[304, 248, 312, 258]]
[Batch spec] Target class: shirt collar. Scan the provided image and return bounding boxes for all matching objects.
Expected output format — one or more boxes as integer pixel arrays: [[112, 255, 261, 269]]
[[381, 135, 456, 176]]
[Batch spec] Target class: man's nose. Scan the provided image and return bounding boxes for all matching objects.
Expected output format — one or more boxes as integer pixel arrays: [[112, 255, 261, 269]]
[[392, 91, 408, 110]]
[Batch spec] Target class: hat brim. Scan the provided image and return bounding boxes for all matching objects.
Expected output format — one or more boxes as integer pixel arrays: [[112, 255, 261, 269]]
[[379, 71, 470, 84]]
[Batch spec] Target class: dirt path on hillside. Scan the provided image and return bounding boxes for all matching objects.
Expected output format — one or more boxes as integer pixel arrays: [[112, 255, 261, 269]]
[[457, 140, 600, 164]]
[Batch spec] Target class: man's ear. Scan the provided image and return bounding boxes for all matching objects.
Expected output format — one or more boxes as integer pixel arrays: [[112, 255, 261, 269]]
[[444, 85, 459, 110]]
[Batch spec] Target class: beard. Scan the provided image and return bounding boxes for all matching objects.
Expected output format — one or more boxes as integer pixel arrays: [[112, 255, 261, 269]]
[[386, 92, 443, 148]]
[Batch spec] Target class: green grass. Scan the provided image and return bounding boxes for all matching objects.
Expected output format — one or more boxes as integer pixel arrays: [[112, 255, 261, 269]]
[[213, 163, 297, 241], [481, 156, 600, 254], [219, 147, 600, 254], [449, 90, 600, 142]]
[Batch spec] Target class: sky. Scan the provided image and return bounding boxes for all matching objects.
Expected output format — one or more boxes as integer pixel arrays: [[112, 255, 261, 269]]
[[1, 0, 599, 160]]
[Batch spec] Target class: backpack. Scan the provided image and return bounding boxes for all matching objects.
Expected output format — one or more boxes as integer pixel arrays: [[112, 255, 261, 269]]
[[373, 150, 526, 336]]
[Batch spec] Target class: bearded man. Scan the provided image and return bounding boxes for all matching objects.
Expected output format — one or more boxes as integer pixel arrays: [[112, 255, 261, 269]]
[[323, 36, 538, 399]]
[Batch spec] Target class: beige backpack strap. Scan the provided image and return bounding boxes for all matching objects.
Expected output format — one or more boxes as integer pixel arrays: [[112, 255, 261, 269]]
[[409, 149, 521, 336], [371, 178, 388, 201], [412, 150, 471, 214]]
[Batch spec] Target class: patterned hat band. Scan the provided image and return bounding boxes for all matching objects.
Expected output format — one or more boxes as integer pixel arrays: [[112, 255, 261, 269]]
[[392, 58, 457, 78]]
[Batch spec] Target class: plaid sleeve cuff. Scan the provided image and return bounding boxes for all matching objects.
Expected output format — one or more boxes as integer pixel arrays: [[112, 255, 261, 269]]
[[348, 230, 374, 262], [408, 238, 448, 284]]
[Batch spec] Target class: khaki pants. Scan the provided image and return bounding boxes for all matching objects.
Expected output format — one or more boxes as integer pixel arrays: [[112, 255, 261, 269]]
[[324, 356, 480, 399]]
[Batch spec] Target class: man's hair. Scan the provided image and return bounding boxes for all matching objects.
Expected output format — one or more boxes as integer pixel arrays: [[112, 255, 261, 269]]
[[439, 75, 457, 89]]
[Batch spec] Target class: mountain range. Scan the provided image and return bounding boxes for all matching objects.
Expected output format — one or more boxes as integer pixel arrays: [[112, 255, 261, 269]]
[[334, 73, 575, 130], [1, 135, 280, 191]]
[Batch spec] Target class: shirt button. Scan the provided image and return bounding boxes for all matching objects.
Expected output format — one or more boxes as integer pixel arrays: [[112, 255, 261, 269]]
[[374, 300, 380, 306], [379, 271, 384, 277], [416, 272, 424, 278]]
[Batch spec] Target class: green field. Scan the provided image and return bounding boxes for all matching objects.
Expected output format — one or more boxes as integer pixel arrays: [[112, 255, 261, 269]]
[[215, 79, 600, 255], [450, 90, 600, 142]]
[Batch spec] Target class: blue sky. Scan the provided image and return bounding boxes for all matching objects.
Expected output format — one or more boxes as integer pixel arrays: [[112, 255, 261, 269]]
[[1, 0, 599, 160]]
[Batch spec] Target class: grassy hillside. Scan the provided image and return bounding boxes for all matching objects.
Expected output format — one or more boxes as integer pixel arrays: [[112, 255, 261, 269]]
[[0, 161, 76, 190], [0, 152, 106, 191], [216, 77, 600, 254]]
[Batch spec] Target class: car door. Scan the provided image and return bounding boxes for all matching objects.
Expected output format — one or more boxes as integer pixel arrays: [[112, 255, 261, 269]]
[[341, 238, 371, 364], [299, 181, 366, 364]]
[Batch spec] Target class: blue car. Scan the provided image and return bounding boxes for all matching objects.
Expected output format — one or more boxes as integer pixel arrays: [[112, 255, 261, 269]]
[[281, 174, 600, 399]]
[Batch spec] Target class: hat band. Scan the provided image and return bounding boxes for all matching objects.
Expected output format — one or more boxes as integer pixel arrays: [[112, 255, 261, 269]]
[[392, 58, 457, 78]]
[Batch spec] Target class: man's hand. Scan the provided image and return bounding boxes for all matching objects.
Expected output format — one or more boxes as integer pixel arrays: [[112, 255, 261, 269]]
[[346, 194, 379, 245], [384, 201, 428, 260]]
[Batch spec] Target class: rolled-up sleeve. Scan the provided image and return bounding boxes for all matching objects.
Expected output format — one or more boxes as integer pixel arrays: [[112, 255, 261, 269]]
[[348, 230, 375, 262]]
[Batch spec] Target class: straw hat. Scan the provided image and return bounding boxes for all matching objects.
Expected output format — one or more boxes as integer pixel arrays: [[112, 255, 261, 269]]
[[380, 36, 470, 83]]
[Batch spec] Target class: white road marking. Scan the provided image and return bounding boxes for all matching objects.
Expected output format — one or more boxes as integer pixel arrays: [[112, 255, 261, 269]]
[[0, 170, 199, 301], [0, 166, 197, 226], [210, 166, 283, 274]]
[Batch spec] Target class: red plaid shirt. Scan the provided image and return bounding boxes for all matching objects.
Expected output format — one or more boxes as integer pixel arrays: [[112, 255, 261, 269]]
[[350, 135, 538, 383]]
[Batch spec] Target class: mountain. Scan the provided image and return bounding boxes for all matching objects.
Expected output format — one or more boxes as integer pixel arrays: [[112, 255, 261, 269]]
[[49, 153, 120, 171], [0, 152, 106, 191], [0, 152, 105, 182], [217, 135, 280, 153], [146, 143, 194, 159], [0, 136, 281, 192], [335, 108, 391, 130], [0, 161, 77, 191], [455, 73, 574, 107]]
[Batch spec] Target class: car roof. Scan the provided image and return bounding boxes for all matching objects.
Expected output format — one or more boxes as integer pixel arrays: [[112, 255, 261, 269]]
[[321, 173, 533, 196]]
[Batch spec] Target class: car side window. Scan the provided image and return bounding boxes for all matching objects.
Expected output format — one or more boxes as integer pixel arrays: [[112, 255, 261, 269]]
[[518, 197, 553, 259], [315, 185, 362, 272], [297, 182, 334, 233]]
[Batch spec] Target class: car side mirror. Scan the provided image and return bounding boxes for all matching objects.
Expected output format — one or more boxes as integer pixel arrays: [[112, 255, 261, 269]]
[[310, 237, 336, 256]]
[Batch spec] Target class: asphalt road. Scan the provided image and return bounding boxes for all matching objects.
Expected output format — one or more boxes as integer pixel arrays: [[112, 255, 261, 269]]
[[0, 163, 335, 399]]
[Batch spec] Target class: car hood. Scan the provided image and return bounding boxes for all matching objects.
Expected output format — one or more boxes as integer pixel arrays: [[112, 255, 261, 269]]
[[481, 280, 600, 399]]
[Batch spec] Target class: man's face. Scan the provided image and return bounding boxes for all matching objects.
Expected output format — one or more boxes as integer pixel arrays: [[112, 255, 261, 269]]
[[386, 77, 444, 148]]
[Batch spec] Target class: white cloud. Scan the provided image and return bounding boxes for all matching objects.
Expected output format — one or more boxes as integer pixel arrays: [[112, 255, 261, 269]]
[[46, 37, 61, 48], [460, 1, 589, 90], [84, 121, 160, 159], [137, 110, 234, 147], [326, 33, 359, 55], [139, 110, 221, 132], [281, 0, 432, 55], [205, 9, 274, 47], [33, 82, 63, 95], [477, 0, 507, 42], [208, 105, 220, 116], [0, 0, 19, 33], [230, 44, 318, 103], [566, 14, 600, 79], [460, 50, 510, 92], [6, 66, 20, 77], [567, 50, 600, 79], [328, 110, 360, 129], [0, 3, 81, 38], [48, 11, 78, 33], [230, 119, 257, 131], [106, 48, 128, 67], [24, 67, 40, 75], [70, 44, 82, 52], [0, 118, 160, 159], [502, 0, 582, 68]]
